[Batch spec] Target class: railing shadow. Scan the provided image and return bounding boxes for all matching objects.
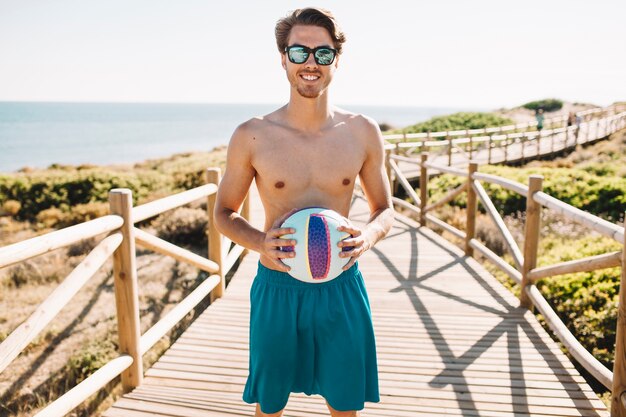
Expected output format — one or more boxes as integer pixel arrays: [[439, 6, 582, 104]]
[[369, 221, 603, 415], [0, 269, 114, 415]]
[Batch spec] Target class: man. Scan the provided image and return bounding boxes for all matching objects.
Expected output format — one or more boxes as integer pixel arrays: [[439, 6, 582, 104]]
[[214, 8, 394, 417]]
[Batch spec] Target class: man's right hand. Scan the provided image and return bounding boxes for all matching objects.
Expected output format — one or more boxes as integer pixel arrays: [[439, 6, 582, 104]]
[[260, 208, 299, 272]]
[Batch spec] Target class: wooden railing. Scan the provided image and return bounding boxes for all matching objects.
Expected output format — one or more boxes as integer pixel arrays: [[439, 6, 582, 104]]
[[382, 104, 626, 167], [0, 167, 247, 417], [386, 152, 626, 416]]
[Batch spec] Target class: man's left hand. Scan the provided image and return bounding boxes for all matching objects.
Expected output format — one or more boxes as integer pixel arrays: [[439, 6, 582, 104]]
[[337, 221, 371, 271]]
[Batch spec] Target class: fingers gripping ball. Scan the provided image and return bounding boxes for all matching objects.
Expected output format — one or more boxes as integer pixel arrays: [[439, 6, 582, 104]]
[[279, 207, 353, 283]]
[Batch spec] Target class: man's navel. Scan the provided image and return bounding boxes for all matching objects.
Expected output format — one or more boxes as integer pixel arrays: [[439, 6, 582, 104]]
[[275, 181, 285, 189]]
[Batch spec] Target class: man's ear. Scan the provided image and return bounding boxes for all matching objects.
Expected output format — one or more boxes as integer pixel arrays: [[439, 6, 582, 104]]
[[334, 54, 340, 69], [281, 53, 287, 70]]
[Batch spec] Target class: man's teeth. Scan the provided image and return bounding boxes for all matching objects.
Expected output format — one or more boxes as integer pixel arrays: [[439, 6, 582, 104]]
[[301, 75, 319, 80]]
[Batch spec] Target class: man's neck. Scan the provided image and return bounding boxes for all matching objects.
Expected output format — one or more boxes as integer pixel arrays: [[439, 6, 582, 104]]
[[285, 91, 333, 133]]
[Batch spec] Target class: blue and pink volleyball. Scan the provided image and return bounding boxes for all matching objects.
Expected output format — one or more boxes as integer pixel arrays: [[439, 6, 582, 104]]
[[280, 207, 352, 283]]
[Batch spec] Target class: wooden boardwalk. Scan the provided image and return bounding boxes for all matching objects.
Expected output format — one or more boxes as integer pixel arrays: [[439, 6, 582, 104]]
[[396, 121, 607, 179], [104, 184, 608, 417]]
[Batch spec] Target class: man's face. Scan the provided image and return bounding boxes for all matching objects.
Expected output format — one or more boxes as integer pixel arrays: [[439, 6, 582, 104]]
[[281, 25, 339, 99]]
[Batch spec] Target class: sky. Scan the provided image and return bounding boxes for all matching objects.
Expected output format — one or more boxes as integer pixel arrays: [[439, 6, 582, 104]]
[[1, 0, 625, 109]]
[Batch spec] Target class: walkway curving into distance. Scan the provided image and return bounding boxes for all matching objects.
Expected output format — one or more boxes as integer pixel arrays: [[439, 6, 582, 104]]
[[104, 182, 608, 417]]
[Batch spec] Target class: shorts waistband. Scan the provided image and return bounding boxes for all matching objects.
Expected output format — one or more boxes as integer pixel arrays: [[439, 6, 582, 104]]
[[255, 261, 359, 289]]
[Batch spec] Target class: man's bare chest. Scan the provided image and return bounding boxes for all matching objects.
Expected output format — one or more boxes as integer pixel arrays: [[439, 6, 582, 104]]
[[251, 135, 365, 193]]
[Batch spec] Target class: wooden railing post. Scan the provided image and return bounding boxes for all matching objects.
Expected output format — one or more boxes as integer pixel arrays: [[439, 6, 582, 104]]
[[536, 132, 541, 157], [520, 175, 543, 309], [108, 189, 143, 392], [467, 129, 473, 160], [465, 162, 478, 256], [504, 133, 509, 162], [447, 134, 453, 166], [611, 212, 626, 416], [487, 134, 493, 164], [206, 168, 224, 302], [419, 153, 428, 226]]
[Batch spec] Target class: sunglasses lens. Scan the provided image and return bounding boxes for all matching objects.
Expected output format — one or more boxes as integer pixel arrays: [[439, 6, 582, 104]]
[[288, 47, 308, 64], [315, 48, 335, 65]]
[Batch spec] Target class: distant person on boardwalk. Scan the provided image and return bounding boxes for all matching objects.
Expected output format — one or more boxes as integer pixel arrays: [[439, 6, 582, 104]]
[[213, 7, 394, 417], [535, 108, 545, 131], [567, 111, 576, 127]]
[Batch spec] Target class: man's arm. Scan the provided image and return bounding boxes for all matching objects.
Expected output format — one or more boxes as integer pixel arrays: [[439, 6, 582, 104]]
[[338, 116, 395, 269], [213, 122, 296, 272], [213, 122, 265, 251]]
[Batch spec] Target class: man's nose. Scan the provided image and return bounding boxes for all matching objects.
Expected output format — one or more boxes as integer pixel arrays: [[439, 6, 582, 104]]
[[304, 53, 318, 68]]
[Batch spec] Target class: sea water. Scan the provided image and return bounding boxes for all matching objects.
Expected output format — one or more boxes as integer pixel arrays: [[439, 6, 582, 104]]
[[0, 102, 468, 172]]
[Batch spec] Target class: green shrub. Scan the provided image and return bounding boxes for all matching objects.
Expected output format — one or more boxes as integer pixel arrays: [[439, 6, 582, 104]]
[[399, 112, 514, 134], [427, 165, 626, 221], [153, 207, 208, 247], [522, 98, 563, 112], [535, 235, 621, 367]]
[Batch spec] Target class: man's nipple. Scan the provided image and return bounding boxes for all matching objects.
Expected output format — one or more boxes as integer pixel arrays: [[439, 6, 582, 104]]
[[342, 178, 351, 186], [275, 181, 285, 189]]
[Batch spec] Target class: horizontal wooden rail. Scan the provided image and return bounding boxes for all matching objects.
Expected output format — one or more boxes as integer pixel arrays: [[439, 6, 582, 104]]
[[469, 238, 522, 284], [423, 162, 468, 177], [140, 274, 220, 355], [0, 232, 122, 374], [534, 191, 624, 244], [473, 180, 524, 270], [472, 172, 529, 197], [528, 251, 622, 281], [525, 284, 613, 389], [389, 153, 422, 165], [133, 227, 219, 274], [0, 215, 123, 269], [133, 183, 218, 223], [33, 354, 133, 417]]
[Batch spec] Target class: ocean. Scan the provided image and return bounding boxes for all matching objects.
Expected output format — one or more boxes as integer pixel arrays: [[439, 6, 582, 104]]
[[0, 102, 469, 173]]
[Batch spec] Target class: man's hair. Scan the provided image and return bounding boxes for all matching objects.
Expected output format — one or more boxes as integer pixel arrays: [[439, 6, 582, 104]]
[[275, 8, 346, 55]]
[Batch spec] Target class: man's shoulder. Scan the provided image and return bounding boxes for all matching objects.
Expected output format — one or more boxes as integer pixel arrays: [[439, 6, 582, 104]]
[[234, 107, 285, 135], [333, 107, 380, 133]]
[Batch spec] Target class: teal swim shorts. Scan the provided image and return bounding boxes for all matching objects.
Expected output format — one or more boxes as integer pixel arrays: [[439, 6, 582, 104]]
[[243, 261, 380, 414]]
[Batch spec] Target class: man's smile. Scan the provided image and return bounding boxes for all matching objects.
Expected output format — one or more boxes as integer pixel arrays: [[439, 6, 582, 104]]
[[300, 73, 320, 81]]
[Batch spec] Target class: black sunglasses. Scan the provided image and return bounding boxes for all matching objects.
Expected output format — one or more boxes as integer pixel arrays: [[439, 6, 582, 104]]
[[284, 45, 337, 66]]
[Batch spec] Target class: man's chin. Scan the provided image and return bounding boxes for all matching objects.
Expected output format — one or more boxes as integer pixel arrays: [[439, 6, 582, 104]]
[[296, 87, 323, 99]]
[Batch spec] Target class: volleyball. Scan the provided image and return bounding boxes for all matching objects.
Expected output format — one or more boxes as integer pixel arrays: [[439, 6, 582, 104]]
[[279, 207, 353, 283]]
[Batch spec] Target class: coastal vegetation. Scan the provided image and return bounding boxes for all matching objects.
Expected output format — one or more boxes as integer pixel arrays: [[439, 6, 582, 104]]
[[0, 149, 226, 231], [521, 98, 564, 112], [393, 112, 514, 134]]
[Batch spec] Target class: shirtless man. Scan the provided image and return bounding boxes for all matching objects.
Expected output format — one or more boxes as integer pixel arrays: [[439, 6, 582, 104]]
[[214, 8, 394, 417]]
